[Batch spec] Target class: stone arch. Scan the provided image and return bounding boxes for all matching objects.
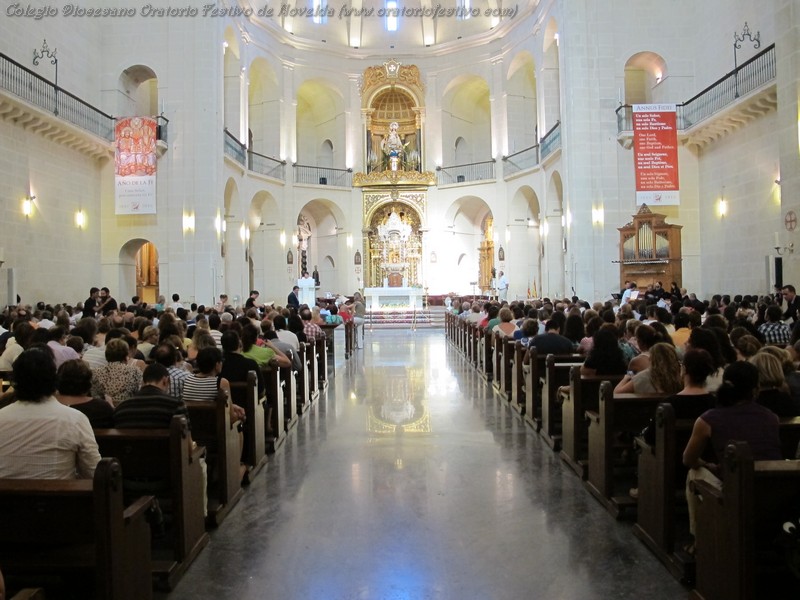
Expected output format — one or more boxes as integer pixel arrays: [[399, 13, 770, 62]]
[[296, 78, 346, 167], [541, 18, 561, 131], [248, 56, 281, 157], [223, 26, 243, 136], [506, 51, 538, 152], [441, 74, 491, 166], [319, 139, 334, 168], [117, 64, 158, 118], [296, 198, 347, 288], [442, 195, 494, 293], [624, 52, 668, 104], [119, 238, 159, 306]]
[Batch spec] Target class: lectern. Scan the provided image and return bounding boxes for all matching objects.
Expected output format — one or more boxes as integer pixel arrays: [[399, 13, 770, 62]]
[[297, 277, 316, 307]]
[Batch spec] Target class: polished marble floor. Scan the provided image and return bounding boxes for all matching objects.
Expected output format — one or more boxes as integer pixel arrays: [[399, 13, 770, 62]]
[[164, 329, 686, 600]]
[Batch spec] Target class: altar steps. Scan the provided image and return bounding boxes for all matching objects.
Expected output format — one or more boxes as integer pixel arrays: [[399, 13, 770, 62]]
[[367, 307, 447, 329]]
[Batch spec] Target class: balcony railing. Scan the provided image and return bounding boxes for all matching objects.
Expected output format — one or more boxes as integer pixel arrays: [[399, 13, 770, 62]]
[[294, 164, 353, 187], [616, 43, 776, 133], [436, 160, 496, 186], [0, 50, 114, 140], [223, 128, 246, 165], [540, 121, 561, 159], [502, 144, 540, 177], [248, 150, 286, 181]]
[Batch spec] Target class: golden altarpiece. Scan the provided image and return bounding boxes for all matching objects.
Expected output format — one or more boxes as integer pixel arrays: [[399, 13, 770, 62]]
[[616, 204, 682, 289], [354, 60, 436, 292]]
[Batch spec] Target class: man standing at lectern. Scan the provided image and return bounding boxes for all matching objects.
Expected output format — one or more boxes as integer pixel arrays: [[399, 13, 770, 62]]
[[287, 286, 300, 310], [498, 271, 509, 302]]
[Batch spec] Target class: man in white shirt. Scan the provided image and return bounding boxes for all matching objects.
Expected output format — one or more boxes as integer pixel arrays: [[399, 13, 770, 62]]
[[498, 271, 509, 301], [0, 348, 100, 479]]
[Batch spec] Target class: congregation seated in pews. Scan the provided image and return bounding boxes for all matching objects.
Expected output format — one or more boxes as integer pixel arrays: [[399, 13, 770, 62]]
[[445, 290, 800, 594], [0, 292, 339, 597]]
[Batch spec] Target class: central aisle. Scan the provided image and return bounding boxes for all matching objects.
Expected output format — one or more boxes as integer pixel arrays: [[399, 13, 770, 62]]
[[164, 329, 686, 599]]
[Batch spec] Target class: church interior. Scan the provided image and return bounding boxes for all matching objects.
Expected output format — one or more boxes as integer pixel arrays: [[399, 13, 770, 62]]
[[1, 1, 800, 599], [0, 0, 797, 306]]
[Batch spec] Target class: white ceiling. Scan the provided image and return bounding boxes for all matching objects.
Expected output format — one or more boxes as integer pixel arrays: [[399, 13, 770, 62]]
[[240, 0, 540, 53]]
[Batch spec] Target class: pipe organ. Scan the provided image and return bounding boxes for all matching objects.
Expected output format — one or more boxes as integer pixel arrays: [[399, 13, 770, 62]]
[[616, 204, 682, 290]]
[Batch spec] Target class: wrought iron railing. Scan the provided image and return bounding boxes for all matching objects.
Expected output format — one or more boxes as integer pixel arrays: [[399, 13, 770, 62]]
[[436, 160, 496, 186], [616, 43, 776, 133], [502, 144, 540, 177], [294, 164, 353, 187], [0, 50, 114, 140], [248, 150, 286, 181], [539, 121, 561, 159], [223, 128, 246, 164]]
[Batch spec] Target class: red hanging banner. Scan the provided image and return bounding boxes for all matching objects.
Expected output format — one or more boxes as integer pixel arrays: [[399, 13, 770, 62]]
[[633, 104, 679, 205]]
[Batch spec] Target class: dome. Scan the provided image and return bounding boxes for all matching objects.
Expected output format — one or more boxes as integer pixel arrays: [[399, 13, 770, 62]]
[[244, 0, 539, 54], [372, 89, 416, 123]]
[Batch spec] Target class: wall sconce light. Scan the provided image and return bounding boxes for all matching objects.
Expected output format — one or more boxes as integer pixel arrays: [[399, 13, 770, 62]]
[[22, 196, 34, 217], [775, 178, 781, 186], [540, 221, 549, 236], [527, 217, 537, 228], [346, 234, 353, 249], [592, 207, 604, 225], [291, 234, 299, 247], [717, 199, 728, 218], [214, 214, 222, 235], [75, 210, 86, 229], [239, 224, 247, 242], [280, 230, 287, 248], [505, 228, 511, 243], [182, 212, 195, 232], [566, 210, 572, 228]]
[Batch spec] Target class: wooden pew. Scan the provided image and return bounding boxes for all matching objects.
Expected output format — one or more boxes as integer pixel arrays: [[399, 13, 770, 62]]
[[584, 381, 667, 518], [0, 458, 154, 600], [262, 365, 287, 451], [481, 327, 493, 382], [492, 331, 503, 394], [185, 396, 244, 527], [316, 334, 329, 390], [94, 416, 210, 590], [344, 320, 355, 359], [634, 409, 800, 585], [689, 442, 800, 600], [510, 341, 527, 415], [229, 371, 267, 479], [494, 334, 515, 401], [539, 356, 584, 451], [631, 403, 695, 583], [523, 350, 582, 432], [306, 337, 321, 403], [281, 361, 299, 431], [295, 342, 312, 414], [559, 367, 624, 479], [469, 322, 480, 368]]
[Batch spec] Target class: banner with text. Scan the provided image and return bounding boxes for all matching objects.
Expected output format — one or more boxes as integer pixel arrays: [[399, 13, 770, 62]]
[[115, 116, 157, 214], [633, 104, 679, 205]]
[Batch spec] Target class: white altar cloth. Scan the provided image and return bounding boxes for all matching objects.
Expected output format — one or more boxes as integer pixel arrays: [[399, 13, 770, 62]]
[[364, 287, 423, 311]]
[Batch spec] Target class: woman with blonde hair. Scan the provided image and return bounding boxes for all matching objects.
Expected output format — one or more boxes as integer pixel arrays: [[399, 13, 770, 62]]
[[615, 342, 682, 395], [750, 350, 799, 416]]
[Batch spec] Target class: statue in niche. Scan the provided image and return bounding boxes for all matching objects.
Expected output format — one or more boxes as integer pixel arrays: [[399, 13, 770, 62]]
[[381, 122, 406, 159]]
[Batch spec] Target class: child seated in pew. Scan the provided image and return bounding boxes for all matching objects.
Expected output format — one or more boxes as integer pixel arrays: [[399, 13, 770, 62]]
[[682, 361, 782, 555]]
